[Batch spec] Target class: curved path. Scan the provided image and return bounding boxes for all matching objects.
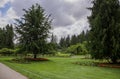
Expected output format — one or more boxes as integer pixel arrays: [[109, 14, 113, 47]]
[[0, 63, 28, 79]]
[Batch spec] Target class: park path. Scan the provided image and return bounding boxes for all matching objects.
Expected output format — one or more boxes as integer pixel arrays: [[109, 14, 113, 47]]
[[0, 63, 28, 79]]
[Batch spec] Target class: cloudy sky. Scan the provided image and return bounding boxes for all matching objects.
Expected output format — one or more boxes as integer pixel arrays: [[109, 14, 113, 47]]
[[0, 0, 92, 40]]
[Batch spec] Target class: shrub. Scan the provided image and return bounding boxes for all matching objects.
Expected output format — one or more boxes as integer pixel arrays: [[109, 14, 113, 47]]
[[73, 61, 98, 66], [0, 48, 15, 56], [65, 42, 89, 55], [56, 52, 71, 57]]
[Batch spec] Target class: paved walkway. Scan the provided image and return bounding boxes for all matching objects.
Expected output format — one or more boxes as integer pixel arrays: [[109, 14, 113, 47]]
[[0, 63, 28, 79]]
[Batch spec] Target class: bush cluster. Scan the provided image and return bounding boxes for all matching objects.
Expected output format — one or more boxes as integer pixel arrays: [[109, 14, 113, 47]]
[[0, 48, 15, 56]]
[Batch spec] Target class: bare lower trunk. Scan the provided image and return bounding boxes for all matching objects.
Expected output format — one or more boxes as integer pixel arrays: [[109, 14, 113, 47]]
[[111, 57, 117, 64], [34, 54, 37, 59]]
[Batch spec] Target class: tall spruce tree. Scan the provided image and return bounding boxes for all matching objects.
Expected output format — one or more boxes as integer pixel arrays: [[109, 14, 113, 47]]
[[88, 0, 120, 63], [15, 4, 51, 58], [71, 35, 77, 45], [59, 37, 66, 48], [50, 34, 57, 44], [5, 24, 14, 48], [50, 34, 57, 50], [77, 31, 86, 43], [65, 35, 70, 47]]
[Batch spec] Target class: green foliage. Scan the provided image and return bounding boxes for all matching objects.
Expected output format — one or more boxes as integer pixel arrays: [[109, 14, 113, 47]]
[[0, 48, 14, 56], [74, 61, 98, 66], [0, 24, 14, 49], [65, 42, 88, 55], [56, 52, 70, 57], [70, 35, 78, 45], [15, 4, 51, 58], [65, 35, 70, 47], [88, 0, 120, 63], [59, 37, 66, 48], [59, 31, 90, 49]]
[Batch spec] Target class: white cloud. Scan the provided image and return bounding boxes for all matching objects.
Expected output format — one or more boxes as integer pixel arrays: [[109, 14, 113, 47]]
[[0, 7, 18, 27], [0, 0, 14, 8], [0, 0, 9, 8], [0, 0, 92, 40], [64, 0, 80, 3], [52, 17, 90, 40], [6, 7, 18, 19]]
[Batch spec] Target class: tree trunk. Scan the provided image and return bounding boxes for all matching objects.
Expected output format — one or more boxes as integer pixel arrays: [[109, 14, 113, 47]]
[[111, 57, 117, 64], [34, 54, 37, 59]]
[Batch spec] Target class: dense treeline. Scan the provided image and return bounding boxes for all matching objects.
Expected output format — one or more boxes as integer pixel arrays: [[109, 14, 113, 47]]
[[59, 30, 89, 48], [0, 2, 119, 63], [0, 24, 14, 49]]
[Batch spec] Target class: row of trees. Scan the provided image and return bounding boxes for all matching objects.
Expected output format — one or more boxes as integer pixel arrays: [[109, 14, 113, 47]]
[[58, 0, 120, 63], [0, 0, 120, 63], [59, 31, 89, 48], [0, 24, 14, 49]]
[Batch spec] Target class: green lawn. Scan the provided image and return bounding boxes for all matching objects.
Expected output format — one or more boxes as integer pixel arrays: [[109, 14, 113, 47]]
[[0, 56, 120, 79]]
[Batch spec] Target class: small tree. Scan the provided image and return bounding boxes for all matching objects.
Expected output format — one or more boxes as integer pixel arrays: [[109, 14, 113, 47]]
[[59, 37, 66, 48], [65, 35, 70, 47], [15, 4, 51, 58], [71, 35, 78, 45]]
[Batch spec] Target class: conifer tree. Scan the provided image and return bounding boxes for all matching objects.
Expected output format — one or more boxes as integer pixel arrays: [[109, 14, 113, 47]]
[[71, 35, 77, 45], [5, 24, 14, 48], [88, 0, 120, 63], [0, 24, 14, 49], [15, 4, 51, 58], [59, 37, 66, 48], [65, 35, 70, 47]]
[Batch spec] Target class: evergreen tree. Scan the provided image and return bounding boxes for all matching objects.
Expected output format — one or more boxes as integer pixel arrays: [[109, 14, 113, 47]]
[[49, 34, 58, 50], [0, 28, 4, 48], [88, 0, 120, 63], [77, 31, 85, 43], [71, 35, 77, 45], [5, 24, 14, 48], [65, 35, 70, 47], [0, 24, 14, 49], [15, 4, 51, 58], [50, 34, 57, 44], [59, 37, 66, 48]]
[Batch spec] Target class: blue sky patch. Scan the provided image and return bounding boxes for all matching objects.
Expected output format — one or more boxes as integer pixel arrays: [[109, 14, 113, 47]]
[[0, 1, 11, 16]]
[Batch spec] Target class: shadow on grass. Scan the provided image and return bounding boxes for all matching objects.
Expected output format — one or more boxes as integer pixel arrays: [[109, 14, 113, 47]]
[[3, 57, 52, 64], [73, 60, 120, 68]]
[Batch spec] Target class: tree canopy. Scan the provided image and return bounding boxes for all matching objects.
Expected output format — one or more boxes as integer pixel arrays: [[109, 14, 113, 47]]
[[15, 4, 51, 58], [0, 24, 14, 49], [88, 0, 120, 63]]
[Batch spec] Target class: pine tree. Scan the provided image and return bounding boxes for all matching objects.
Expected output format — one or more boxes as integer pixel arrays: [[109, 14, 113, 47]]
[[0, 24, 14, 49], [50, 34, 57, 50], [65, 35, 70, 47], [88, 0, 120, 63], [59, 37, 66, 48], [15, 4, 51, 58], [78, 31, 85, 43], [71, 35, 77, 45], [50, 34, 57, 44], [5, 24, 14, 48]]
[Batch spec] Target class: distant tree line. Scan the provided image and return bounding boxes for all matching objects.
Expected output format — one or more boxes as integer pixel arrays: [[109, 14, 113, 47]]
[[59, 30, 89, 48], [0, 1, 119, 63], [0, 24, 14, 49]]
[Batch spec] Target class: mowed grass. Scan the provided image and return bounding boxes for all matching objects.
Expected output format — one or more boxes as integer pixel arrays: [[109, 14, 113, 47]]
[[0, 56, 120, 79]]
